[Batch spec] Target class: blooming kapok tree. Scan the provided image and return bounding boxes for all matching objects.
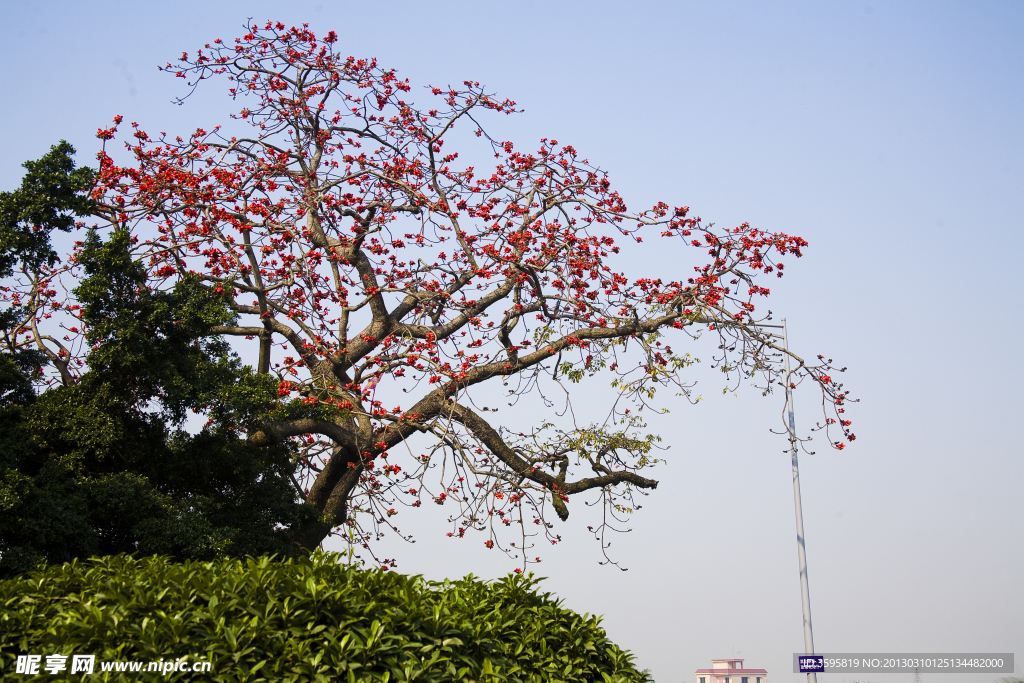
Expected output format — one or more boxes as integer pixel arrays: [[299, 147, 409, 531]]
[[15, 22, 855, 567]]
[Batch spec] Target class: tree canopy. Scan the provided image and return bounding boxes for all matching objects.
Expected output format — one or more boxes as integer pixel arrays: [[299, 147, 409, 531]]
[[0, 144, 310, 577], [1, 21, 854, 570]]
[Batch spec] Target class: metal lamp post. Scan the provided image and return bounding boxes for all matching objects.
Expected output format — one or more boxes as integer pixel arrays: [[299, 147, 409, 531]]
[[756, 319, 817, 683]]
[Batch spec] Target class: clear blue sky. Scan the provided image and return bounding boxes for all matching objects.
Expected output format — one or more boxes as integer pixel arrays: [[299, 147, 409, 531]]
[[2, 2, 1021, 682]]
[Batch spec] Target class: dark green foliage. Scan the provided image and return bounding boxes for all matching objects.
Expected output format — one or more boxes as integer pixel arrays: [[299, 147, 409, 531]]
[[0, 140, 94, 277], [0, 141, 89, 406], [0, 239, 310, 575], [0, 145, 312, 577], [0, 386, 308, 576], [0, 371, 309, 577], [0, 344, 44, 408], [0, 554, 648, 683], [74, 228, 243, 422]]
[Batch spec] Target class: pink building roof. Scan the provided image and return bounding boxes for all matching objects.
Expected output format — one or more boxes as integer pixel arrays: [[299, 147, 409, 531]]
[[696, 659, 768, 676]]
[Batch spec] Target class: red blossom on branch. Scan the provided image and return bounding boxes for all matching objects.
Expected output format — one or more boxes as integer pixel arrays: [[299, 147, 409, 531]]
[[9, 21, 859, 569]]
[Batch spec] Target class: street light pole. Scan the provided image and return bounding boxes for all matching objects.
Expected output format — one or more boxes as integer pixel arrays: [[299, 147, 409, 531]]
[[783, 319, 817, 683], [756, 319, 817, 683]]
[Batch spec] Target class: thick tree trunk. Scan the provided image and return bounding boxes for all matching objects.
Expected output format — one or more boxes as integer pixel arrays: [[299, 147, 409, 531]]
[[292, 444, 363, 552]]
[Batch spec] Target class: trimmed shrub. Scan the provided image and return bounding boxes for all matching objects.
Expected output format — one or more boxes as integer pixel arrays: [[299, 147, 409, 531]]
[[0, 554, 648, 682]]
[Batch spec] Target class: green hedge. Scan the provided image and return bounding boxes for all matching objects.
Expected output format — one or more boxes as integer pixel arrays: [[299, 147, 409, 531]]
[[0, 554, 649, 682]]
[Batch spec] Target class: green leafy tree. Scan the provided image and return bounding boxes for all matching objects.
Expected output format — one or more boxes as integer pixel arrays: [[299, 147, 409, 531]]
[[0, 141, 91, 403], [0, 144, 312, 578], [0, 140, 93, 278]]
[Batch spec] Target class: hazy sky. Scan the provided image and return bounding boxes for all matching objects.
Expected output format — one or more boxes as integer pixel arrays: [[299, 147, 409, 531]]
[[2, 2, 1021, 682]]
